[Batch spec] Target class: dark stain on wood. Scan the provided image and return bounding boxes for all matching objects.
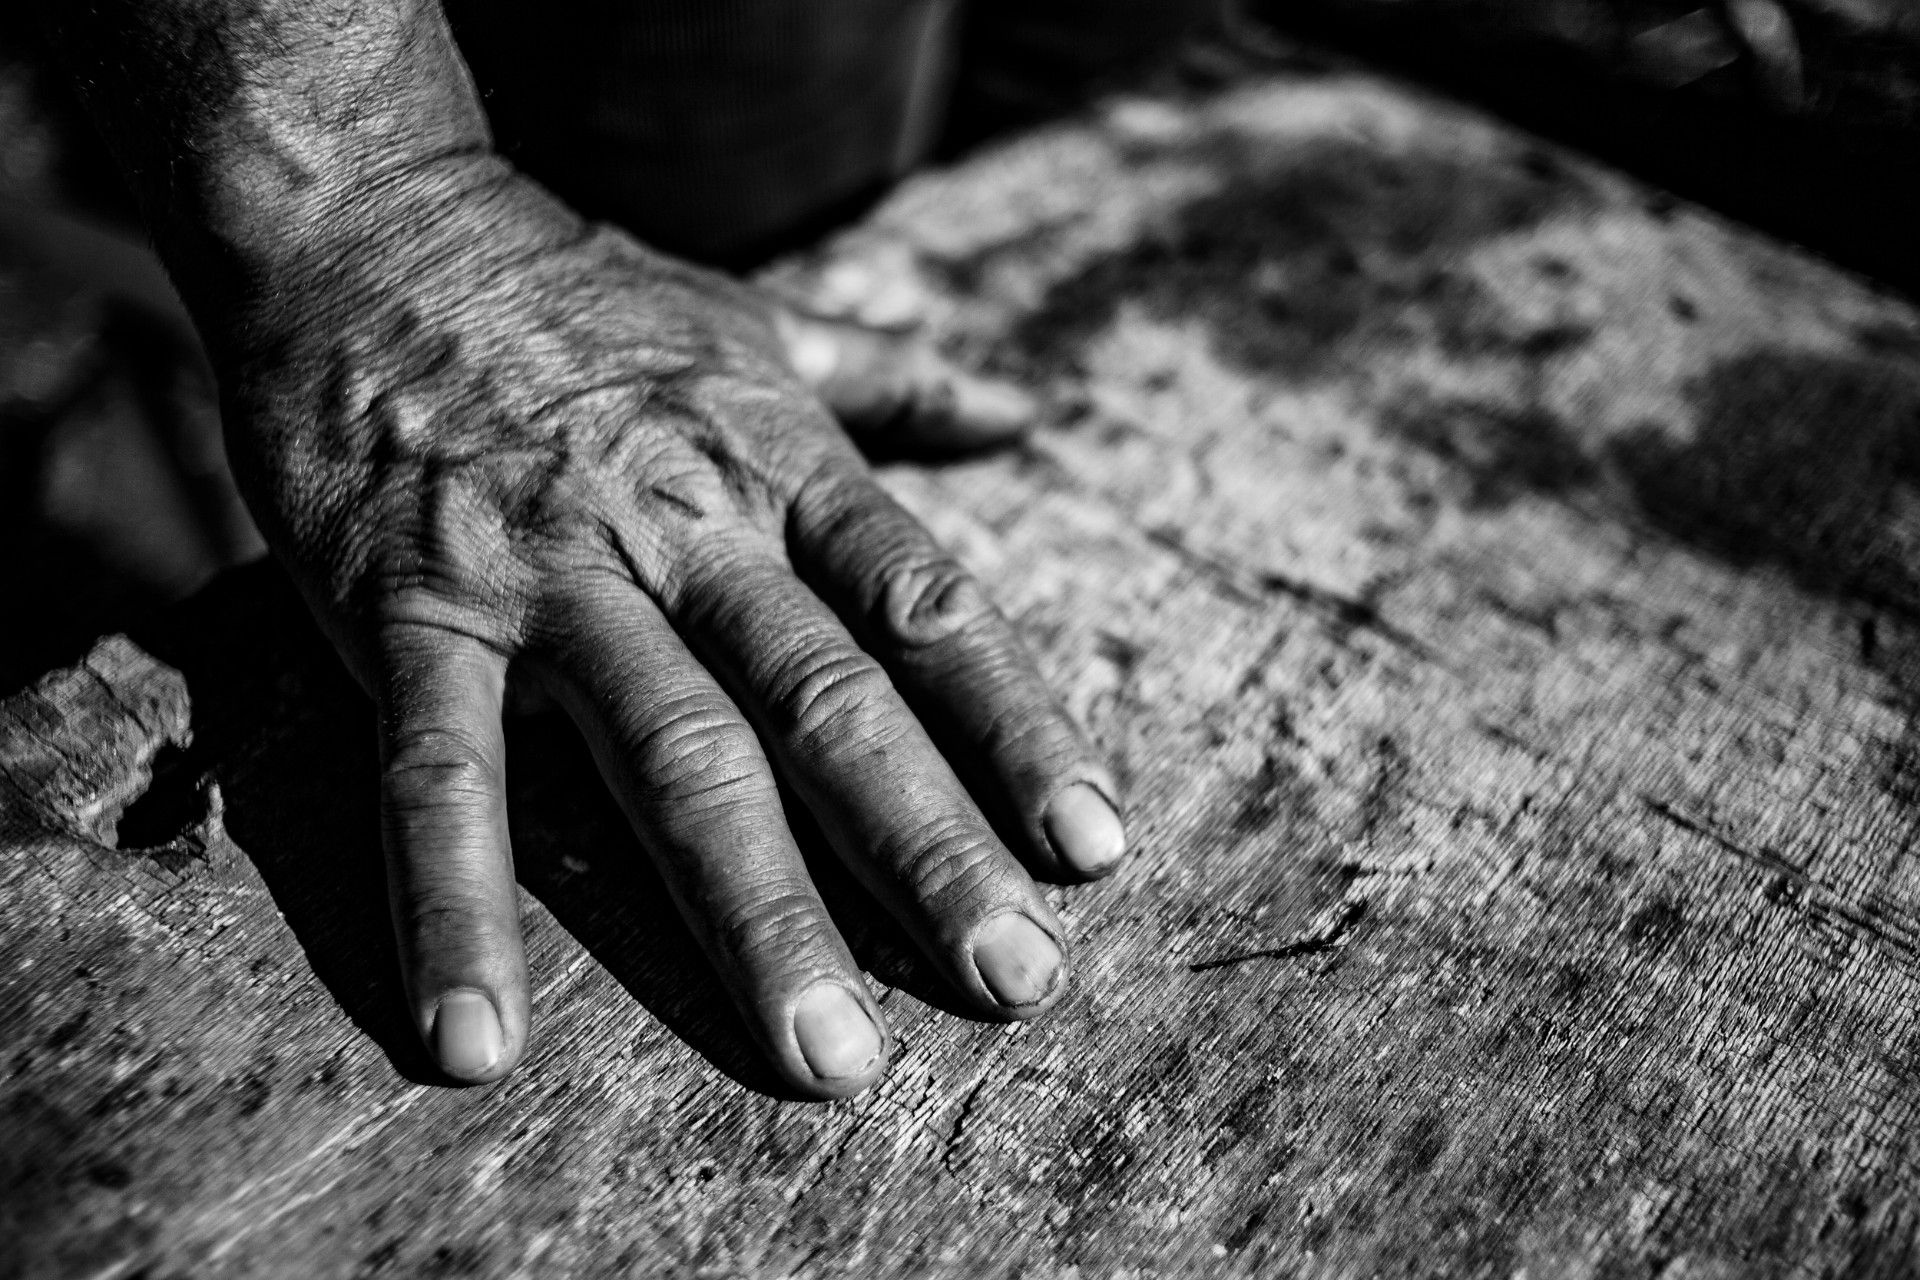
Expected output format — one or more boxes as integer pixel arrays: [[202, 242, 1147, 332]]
[[1006, 132, 1599, 385], [1614, 349, 1920, 619], [1622, 896, 1687, 954], [1377, 395, 1596, 510]]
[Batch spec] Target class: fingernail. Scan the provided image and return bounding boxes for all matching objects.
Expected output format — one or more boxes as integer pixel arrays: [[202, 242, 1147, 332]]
[[973, 914, 1064, 1009], [432, 989, 504, 1079], [1044, 783, 1127, 876], [950, 373, 1038, 437], [793, 984, 884, 1080]]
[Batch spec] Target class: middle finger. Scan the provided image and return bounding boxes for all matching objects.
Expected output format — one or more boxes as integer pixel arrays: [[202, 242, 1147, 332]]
[[673, 547, 1070, 1019], [541, 583, 889, 1097]]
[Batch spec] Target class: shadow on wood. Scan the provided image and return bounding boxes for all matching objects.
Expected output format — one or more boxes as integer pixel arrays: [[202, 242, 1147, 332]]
[[125, 562, 992, 1099]]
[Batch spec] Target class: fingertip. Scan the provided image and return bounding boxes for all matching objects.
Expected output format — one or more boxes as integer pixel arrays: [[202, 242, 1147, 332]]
[[971, 912, 1068, 1017], [789, 982, 889, 1098], [773, 307, 845, 386], [776, 305, 1036, 453], [942, 370, 1038, 442], [1043, 783, 1128, 879], [429, 987, 514, 1083]]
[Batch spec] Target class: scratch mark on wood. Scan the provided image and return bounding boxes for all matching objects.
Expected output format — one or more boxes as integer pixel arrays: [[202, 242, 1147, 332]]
[[1640, 795, 1808, 881], [1642, 795, 1920, 965], [1187, 899, 1368, 972], [1144, 527, 1441, 662]]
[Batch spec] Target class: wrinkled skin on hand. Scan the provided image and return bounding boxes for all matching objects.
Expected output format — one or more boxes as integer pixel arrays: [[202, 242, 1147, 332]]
[[218, 160, 1128, 1096]]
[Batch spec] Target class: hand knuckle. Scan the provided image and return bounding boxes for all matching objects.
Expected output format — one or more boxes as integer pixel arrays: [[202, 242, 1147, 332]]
[[770, 648, 894, 746], [978, 699, 1075, 761], [711, 886, 831, 966], [403, 885, 493, 930], [661, 761, 767, 817], [876, 556, 991, 650], [394, 880, 506, 952], [624, 698, 775, 815], [884, 816, 1003, 911], [383, 727, 496, 809], [638, 693, 750, 771]]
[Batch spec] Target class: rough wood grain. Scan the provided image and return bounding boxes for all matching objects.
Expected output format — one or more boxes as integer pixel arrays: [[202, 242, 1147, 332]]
[[8, 59, 1920, 1278]]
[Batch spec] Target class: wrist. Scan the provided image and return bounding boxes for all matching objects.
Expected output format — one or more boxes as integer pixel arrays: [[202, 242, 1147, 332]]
[[175, 151, 529, 367], [45, 1, 499, 352]]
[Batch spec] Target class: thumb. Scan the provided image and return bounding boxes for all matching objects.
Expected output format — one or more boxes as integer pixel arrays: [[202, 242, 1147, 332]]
[[773, 307, 1038, 454]]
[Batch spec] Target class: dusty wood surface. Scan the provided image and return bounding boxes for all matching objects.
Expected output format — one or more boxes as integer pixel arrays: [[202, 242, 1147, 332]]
[[8, 61, 1920, 1278]]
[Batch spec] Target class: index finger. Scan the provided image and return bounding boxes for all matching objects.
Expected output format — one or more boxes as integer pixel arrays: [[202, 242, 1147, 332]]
[[789, 465, 1127, 881]]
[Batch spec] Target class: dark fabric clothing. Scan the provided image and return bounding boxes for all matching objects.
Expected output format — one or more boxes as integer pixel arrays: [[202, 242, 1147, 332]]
[[444, 0, 1208, 265], [445, 0, 955, 263]]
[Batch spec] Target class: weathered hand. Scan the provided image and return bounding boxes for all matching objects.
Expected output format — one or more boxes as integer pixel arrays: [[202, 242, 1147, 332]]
[[218, 162, 1127, 1095]]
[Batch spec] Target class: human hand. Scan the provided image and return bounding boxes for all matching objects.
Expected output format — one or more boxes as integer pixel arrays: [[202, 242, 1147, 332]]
[[216, 160, 1127, 1096]]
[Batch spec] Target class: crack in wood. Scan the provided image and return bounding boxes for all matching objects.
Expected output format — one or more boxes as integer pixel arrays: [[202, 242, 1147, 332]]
[[940, 1073, 993, 1178], [1185, 898, 1368, 972]]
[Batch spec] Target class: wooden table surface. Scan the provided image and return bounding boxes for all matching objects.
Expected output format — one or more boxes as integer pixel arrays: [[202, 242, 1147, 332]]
[[7, 53, 1920, 1279]]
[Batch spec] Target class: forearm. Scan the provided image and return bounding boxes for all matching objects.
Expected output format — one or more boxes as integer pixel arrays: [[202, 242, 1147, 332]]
[[42, 1, 500, 343]]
